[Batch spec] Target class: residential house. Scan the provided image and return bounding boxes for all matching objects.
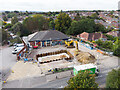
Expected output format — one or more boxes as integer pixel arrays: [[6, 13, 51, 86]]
[[77, 32, 107, 41], [107, 31, 120, 37]]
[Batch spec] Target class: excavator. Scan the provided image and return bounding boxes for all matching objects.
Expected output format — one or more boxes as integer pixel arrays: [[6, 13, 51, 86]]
[[65, 40, 79, 51]]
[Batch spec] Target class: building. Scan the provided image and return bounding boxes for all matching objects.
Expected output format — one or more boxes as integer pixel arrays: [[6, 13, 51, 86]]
[[28, 30, 69, 47], [107, 31, 120, 37], [73, 64, 98, 76], [77, 32, 107, 41]]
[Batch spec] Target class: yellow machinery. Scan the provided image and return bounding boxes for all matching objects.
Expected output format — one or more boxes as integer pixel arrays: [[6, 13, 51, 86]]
[[65, 40, 73, 47], [65, 40, 79, 51], [74, 41, 78, 51]]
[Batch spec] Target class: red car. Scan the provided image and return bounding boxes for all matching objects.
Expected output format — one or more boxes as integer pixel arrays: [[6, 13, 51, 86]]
[[33, 45, 38, 49]]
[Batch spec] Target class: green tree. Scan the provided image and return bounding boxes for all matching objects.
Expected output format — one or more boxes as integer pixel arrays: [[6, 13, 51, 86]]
[[74, 13, 81, 21], [49, 20, 55, 30], [4, 23, 12, 29], [55, 13, 72, 33], [94, 23, 106, 33], [68, 18, 96, 35], [3, 15, 8, 21], [95, 39, 103, 46], [106, 68, 120, 88], [102, 41, 113, 50], [113, 38, 120, 56], [65, 71, 98, 88], [67, 20, 80, 35], [11, 22, 23, 36], [11, 16, 18, 25], [2, 29, 8, 45], [90, 13, 99, 19], [23, 14, 49, 33], [7, 13, 16, 18]]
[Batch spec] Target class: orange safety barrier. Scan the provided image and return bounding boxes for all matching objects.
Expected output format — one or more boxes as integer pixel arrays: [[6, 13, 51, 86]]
[[97, 50, 104, 54]]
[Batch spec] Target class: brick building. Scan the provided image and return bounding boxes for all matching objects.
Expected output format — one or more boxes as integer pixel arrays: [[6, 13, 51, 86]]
[[77, 32, 107, 41]]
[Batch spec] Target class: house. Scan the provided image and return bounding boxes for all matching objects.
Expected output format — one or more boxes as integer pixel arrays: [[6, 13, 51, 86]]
[[107, 31, 120, 37], [28, 30, 69, 47], [77, 32, 107, 41]]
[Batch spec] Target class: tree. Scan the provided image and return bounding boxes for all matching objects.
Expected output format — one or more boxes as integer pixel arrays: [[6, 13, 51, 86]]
[[23, 15, 49, 33], [49, 20, 55, 30], [11, 16, 18, 25], [11, 22, 23, 36], [94, 23, 106, 33], [4, 23, 12, 29], [102, 41, 113, 50], [66, 20, 80, 35], [110, 10, 114, 15], [55, 12, 72, 33], [68, 18, 96, 35], [7, 13, 16, 18], [95, 39, 103, 46], [2, 29, 8, 45], [113, 38, 120, 56], [106, 68, 120, 88], [74, 13, 81, 21], [90, 13, 99, 19], [3, 15, 8, 21], [65, 71, 98, 88]]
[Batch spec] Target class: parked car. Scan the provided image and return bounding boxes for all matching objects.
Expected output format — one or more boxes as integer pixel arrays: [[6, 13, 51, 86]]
[[12, 47, 24, 54], [14, 43, 24, 49]]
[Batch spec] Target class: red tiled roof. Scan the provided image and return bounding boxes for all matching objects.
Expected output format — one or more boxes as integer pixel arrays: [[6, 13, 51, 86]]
[[107, 31, 120, 37], [78, 32, 107, 41]]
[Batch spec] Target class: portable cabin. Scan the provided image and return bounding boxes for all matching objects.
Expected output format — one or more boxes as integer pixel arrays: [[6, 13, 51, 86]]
[[73, 64, 98, 76]]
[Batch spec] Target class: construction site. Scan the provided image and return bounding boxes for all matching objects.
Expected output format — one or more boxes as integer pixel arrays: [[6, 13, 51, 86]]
[[6, 37, 97, 81]]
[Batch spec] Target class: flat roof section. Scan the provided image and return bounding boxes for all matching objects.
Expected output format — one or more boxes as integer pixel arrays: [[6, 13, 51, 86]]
[[74, 64, 97, 71]]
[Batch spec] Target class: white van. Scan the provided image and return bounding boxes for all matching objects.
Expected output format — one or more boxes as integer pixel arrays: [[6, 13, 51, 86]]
[[12, 47, 24, 54], [14, 43, 24, 49]]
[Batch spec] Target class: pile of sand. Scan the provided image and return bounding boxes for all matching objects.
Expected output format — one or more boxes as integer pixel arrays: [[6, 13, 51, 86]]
[[76, 51, 96, 64]]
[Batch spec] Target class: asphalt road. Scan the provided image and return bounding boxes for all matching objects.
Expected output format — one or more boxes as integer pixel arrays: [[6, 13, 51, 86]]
[[0, 46, 17, 81], [33, 77, 70, 88], [33, 66, 119, 88]]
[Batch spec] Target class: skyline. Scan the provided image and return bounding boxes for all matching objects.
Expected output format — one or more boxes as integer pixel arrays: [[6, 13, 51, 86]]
[[0, 0, 119, 12]]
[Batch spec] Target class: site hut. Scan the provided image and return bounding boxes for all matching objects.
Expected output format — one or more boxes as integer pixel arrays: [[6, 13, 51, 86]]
[[29, 30, 70, 47], [73, 64, 98, 76]]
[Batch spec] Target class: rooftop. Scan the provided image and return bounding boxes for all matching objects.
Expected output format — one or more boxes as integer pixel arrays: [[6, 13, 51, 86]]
[[29, 30, 69, 41], [74, 64, 97, 71]]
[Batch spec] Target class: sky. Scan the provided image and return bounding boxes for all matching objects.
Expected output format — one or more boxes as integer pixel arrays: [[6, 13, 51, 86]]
[[0, 0, 119, 12]]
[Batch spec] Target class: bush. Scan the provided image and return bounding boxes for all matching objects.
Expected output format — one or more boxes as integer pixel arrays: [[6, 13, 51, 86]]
[[106, 68, 120, 88]]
